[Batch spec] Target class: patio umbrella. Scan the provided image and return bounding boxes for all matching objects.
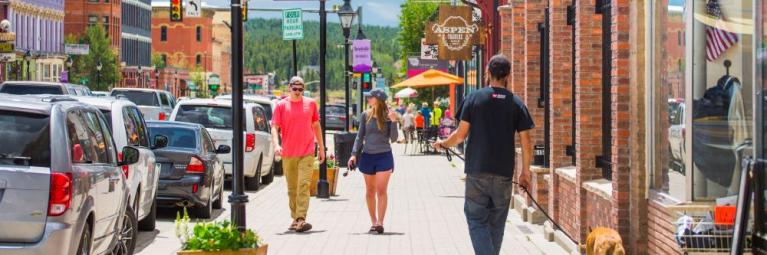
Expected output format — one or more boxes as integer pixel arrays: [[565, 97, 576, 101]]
[[395, 88, 418, 98]]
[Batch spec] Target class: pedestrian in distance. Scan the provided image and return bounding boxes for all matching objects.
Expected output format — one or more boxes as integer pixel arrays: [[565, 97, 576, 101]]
[[402, 106, 416, 144], [433, 54, 535, 255], [348, 89, 399, 234], [420, 102, 431, 128], [431, 101, 443, 128], [271, 76, 326, 233]]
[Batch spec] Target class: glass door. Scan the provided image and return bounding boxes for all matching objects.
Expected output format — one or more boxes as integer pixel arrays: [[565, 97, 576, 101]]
[[753, 0, 767, 252]]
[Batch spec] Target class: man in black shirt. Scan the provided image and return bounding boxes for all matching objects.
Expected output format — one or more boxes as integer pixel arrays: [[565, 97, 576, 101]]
[[433, 54, 534, 255]]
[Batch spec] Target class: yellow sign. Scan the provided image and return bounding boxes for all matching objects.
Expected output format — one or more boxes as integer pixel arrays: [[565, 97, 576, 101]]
[[353, 73, 361, 78], [273, 90, 283, 97], [0, 42, 14, 53]]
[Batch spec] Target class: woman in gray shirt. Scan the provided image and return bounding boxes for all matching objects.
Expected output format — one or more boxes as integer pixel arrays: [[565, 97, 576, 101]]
[[348, 89, 398, 234]]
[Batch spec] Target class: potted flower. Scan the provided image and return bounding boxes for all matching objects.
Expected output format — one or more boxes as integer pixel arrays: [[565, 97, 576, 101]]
[[310, 153, 340, 196], [175, 209, 267, 255]]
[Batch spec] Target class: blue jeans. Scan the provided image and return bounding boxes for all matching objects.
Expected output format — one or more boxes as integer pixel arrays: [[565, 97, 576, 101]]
[[464, 173, 513, 255]]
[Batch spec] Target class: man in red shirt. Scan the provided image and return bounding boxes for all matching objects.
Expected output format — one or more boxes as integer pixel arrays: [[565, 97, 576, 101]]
[[271, 76, 326, 232]]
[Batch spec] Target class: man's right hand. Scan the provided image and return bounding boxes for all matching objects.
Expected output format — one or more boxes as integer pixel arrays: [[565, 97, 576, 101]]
[[274, 145, 283, 157], [518, 170, 531, 191]]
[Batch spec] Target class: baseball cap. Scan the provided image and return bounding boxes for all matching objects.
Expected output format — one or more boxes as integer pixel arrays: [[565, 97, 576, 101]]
[[488, 54, 511, 79], [289, 76, 305, 85], [366, 89, 388, 101]]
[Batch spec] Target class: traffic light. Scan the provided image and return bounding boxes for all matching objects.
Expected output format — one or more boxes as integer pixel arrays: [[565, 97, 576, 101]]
[[361, 72, 372, 93], [170, 0, 182, 22]]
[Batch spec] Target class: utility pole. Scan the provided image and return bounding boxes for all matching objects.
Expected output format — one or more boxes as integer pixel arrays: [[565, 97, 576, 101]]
[[229, 0, 248, 232], [316, 0, 330, 199], [293, 40, 298, 76]]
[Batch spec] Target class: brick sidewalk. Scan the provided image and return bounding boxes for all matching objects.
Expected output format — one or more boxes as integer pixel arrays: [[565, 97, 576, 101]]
[[243, 144, 568, 255]]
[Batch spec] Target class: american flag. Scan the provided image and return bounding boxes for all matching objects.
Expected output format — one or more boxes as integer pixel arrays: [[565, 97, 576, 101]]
[[705, 0, 739, 61]]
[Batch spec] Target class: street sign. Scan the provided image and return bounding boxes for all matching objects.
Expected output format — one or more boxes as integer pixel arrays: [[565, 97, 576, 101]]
[[188, 82, 197, 90], [185, 0, 201, 17], [65, 44, 90, 55], [282, 8, 303, 40], [170, 0, 183, 21], [352, 39, 371, 72], [208, 74, 220, 86]]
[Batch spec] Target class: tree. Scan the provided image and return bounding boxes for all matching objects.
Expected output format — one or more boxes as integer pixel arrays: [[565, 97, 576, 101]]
[[72, 26, 120, 91], [151, 53, 166, 69], [397, 0, 438, 74], [190, 66, 207, 98]]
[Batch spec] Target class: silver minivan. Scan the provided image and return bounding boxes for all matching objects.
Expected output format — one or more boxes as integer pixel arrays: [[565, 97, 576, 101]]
[[110, 88, 176, 121], [0, 95, 140, 255]]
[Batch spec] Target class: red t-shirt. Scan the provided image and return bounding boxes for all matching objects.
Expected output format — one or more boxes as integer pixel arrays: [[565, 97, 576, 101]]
[[272, 97, 319, 157], [415, 115, 425, 128]]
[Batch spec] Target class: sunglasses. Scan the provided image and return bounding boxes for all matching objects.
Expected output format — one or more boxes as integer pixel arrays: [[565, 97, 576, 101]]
[[291, 87, 305, 92]]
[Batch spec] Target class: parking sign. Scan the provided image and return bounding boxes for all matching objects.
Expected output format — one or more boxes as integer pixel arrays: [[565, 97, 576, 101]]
[[282, 9, 303, 40]]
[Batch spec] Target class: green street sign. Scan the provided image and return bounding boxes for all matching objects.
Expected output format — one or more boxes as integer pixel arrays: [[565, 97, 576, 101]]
[[209, 84, 220, 91], [80, 78, 89, 85], [282, 9, 303, 40]]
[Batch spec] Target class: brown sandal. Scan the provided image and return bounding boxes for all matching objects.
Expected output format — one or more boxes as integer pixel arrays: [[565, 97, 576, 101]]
[[374, 225, 384, 234], [288, 220, 298, 231], [295, 218, 312, 232]]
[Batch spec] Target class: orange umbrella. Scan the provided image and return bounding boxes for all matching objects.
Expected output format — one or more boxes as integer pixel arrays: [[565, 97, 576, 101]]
[[391, 69, 464, 89]]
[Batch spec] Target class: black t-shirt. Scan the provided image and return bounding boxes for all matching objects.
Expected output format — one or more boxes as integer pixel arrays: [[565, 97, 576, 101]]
[[457, 86, 535, 177]]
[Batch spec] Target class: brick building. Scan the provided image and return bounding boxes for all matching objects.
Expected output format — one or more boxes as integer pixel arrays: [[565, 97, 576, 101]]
[[64, 0, 121, 47], [493, 0, 765, 254], [120, 0, 152, 67], [151, 1, 219, 96]]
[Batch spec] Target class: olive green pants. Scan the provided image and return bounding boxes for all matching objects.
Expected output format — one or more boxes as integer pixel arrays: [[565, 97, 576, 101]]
[[283, 155, 314, 220]]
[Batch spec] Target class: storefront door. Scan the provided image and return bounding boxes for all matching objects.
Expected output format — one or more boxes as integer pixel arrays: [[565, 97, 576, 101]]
[[751, 1, 767, 252]]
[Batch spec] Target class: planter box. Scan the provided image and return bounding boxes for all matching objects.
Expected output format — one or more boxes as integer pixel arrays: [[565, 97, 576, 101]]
[[310, 167, 339, 196], [177, 244, 268, 255]]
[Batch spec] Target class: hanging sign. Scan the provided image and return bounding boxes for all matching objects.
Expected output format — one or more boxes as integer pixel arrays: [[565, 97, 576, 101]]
[[65, 44, 89, 55], [185, 0, 201, 17], [0, 32, 15, 62], [352, 39, 372, 72], [421, 38, 438, 60], [170, 0, 183, 21], [282, 8, 303, 40], [424, 5, 479, 60]]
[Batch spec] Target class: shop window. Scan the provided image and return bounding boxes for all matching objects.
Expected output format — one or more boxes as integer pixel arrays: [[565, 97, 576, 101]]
[[691, 0, 753, 200], [650, 0, 688, 201], [539, 8, 551, 167], [598, 0, 614, 180]]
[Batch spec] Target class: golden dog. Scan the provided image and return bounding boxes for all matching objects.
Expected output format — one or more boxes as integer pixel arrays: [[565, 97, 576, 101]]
[[581, 227, 626, 255]]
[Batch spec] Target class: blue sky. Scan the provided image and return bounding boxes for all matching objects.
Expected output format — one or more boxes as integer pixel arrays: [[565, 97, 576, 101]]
[[205, 0, 405, 27]]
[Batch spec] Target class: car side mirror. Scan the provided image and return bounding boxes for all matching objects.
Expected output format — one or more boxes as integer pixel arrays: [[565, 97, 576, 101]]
[[216, 145, 231, 154], [152, 135, 169, 149], [118, 146, 140, 166]]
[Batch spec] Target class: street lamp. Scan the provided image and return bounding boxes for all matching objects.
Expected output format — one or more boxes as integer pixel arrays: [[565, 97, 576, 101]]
[[96, 61, 103, 89], [337, 0, 356, 132], [66, 57, 73, 82]]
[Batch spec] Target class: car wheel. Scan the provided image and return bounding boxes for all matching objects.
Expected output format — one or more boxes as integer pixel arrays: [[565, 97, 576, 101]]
[[274, 160, 283, 176], [245, 156, 262, 191], [138, 197, 156, 231], [112, 206, 137, 255], [262, 160, 275, 184], [212, 182, 223, 209], [195, 193, 213, 219], [76, 222, 91, 255]]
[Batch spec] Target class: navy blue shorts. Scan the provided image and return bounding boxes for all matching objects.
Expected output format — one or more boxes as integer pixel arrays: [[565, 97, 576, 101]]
[[358, 151, 394, 175]]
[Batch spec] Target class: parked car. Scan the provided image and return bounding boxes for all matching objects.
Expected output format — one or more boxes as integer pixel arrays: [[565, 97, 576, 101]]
[[215, 94, 283, 174], [668, 99, 685, 173], [92, 91, 111, 97], [326, 104, 347, 131], [170, 99, 275, 190], [0, 81, 92, 96], [110, 88, 176, 121], [73, 96, 167, 231], [147, 121, 229, 218], [0, 94, 140, 255]]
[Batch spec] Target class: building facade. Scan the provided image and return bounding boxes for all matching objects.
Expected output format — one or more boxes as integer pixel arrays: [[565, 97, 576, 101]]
[[63, 0, 121, 47], [120, 0, 151, 67], [3, 0, 66, 82], [210, 8, 230, 94], [151, 2, 217, 95], [492, 0, 767, 253]]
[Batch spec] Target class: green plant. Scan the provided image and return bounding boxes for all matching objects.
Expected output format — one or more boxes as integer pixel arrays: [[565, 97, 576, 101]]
[[175, 208, 261, 251]]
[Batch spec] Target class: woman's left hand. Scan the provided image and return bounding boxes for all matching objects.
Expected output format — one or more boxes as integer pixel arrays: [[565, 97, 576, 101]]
[[387, 109, 398, 122]]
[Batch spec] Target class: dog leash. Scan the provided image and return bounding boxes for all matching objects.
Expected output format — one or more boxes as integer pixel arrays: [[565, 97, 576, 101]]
[[441, 147, 577, 243]]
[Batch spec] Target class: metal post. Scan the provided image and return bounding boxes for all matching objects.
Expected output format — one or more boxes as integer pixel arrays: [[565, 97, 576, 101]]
[[355, 6, 364, 121], [229, 0, 248, 232], [316, 0, 330, 199], [344, 39, 350, 131], [292, 40, 298, 76]]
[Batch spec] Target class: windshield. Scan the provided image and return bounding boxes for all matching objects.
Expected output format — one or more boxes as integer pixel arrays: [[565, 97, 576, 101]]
[[148, 127, 198, 149], [326, 106, 345, 115], [0, 110, 51, 167], [0, 84, 63, 95], [175, 105, 244, 130], [111, 90, 160, 106]]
